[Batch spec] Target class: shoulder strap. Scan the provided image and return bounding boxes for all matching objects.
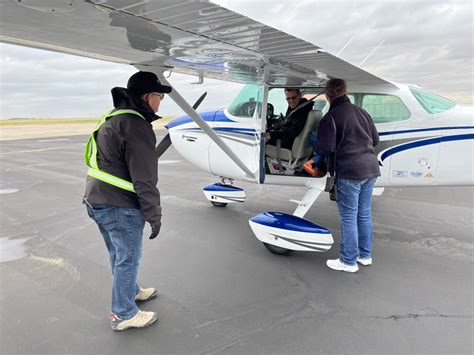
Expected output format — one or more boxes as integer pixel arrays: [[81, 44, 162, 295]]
[[84, 109, 145, 168], [328, 113, 340, 177]]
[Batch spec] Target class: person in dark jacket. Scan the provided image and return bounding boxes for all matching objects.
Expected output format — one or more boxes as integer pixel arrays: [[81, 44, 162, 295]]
[[317, 78, 380, 273], [84, 71, 171, 331], [266, 88, 313, 149]]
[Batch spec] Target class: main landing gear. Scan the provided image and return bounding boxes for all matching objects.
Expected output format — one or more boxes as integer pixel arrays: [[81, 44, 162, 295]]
[[249, 180, 334, 256]]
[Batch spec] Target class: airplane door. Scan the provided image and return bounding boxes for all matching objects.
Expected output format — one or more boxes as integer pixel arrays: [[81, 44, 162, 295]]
[[388, 126, 440, 185]]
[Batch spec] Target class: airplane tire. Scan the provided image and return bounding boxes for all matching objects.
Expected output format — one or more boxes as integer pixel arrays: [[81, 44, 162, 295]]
[[263, 243, 293, 256], [211, 201, 228, 207]]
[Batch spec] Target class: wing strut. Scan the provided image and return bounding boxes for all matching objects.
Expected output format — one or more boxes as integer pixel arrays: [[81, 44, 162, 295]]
[[149, 70, 257, 181]]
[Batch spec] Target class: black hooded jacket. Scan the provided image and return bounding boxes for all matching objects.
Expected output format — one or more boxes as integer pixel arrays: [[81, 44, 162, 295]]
[[317, 95, 380, 180], [84, 88, 161, 227], [268, 98, 313, 150]]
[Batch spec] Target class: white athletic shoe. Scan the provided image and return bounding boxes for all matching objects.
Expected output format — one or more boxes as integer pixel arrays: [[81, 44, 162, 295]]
[[110, 310, 158, 331], [135, 287, 158, 302], [326, 259, 359, 273], [357, 257, 372, 266]]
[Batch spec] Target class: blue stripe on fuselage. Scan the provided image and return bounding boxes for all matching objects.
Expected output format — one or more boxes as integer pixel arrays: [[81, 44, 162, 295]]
[[177, 127, 257, 137], [381, 133, 474, 161], [379, 126, 474, 136], [166, 109, 234, 129]]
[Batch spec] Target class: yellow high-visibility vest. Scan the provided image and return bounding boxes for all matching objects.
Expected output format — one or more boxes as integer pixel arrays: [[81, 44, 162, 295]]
[[84, 109, 145, 193]]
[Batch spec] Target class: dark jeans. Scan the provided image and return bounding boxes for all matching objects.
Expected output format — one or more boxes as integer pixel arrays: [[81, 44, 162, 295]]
[[86, 204, 145, 319], [336, 178, 377, 265]]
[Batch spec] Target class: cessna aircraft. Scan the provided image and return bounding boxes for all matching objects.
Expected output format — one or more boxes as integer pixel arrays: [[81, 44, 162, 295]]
[[2, 0, 473, 255]]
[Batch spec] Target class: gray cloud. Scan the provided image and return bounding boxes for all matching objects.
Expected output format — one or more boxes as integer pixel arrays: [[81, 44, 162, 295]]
[[0, 0, 472, 118], [219, 0, 472, 102]]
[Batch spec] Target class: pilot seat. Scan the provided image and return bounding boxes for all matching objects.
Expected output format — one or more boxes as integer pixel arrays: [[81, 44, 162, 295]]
[[265, 109, 323, 175]]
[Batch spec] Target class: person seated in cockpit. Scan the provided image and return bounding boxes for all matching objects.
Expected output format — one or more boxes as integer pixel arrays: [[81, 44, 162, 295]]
[[265, 88, 314, 149]]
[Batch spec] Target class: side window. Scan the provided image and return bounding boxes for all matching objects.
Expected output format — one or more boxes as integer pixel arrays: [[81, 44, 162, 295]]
[[227, 84, 262, 119], [360, 94, 410, 123], [410, 87, 456, 114]]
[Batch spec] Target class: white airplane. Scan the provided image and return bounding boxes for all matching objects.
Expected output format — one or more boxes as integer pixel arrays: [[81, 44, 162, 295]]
[[2, 0, 473, 255]]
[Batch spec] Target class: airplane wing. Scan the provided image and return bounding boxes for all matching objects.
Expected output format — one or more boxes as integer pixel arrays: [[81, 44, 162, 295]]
[[0, 0, 395, 88]]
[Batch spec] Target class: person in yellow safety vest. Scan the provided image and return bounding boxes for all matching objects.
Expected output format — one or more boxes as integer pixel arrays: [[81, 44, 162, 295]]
[[83, 71, 171, 331]]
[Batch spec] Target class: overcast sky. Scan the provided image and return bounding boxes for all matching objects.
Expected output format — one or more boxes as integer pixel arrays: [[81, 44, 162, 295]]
[[0, 0, 472, 119]]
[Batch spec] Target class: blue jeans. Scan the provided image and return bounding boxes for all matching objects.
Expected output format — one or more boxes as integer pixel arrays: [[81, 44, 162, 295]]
[[86, 204, 145, 319], [336, 178, 377, 265], [307, 131, 325, 166]]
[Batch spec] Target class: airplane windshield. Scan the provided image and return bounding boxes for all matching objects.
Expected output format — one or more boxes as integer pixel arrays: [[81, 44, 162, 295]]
[[227, 84, 262, 119], [410, 87, 456, 114]]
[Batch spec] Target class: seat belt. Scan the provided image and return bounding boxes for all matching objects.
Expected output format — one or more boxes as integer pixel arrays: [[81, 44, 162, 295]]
[[276, 139, 284, 174]]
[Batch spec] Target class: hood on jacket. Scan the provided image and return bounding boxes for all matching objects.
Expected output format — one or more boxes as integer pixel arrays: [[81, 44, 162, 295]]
[[111, 87, 159, 123]]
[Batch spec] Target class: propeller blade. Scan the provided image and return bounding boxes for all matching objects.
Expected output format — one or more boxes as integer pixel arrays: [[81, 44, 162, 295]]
[[156, 92, 207, 158], [193, 92, 207, 110], [156, 133, 172, 158]]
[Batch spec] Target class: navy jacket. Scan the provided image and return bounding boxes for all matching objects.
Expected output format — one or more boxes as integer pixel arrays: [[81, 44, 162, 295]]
[[317, 96, 380, 180]]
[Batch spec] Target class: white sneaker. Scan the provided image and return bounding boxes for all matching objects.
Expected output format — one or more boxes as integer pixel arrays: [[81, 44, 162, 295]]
[[135, 287, 157, 302], [357, 257, 372, 266], [110, 310, 158, 331], [326, 259, 359, 273]]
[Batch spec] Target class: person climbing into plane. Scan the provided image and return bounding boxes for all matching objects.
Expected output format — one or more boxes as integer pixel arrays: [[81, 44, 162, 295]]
[[317, 78, 380, 273], [83, 71, 171, 331], [303, 122, 327, 177], [265, 88, 313, 149]]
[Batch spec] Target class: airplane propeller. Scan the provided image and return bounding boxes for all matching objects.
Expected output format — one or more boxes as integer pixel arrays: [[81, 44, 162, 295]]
[[156, 91, 207, 158]]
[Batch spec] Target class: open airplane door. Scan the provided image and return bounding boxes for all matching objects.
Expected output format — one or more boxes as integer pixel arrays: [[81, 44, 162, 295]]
[[207, 85, 265, 182]]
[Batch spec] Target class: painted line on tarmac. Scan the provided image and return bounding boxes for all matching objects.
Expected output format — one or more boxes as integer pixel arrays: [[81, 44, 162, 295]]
[[158, 160, 182, 165], [37, 138, 71, 143], [0, 146, 66, 155]]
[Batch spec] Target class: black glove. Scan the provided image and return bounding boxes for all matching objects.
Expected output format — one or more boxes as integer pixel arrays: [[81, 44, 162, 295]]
[[149, 222, 161, 240]]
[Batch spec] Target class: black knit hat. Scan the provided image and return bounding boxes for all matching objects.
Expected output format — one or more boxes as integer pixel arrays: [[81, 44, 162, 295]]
[[127, 71, 172, 96]]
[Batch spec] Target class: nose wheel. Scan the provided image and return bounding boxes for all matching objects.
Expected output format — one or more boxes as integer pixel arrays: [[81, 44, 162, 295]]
[[203, 181, 245, 207]]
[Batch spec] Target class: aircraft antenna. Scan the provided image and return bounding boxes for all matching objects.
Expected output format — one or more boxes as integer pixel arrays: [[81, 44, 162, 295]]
[[336, 25, 368, 57], [336, 31, 359, 57], [359, 39, 386, 67]]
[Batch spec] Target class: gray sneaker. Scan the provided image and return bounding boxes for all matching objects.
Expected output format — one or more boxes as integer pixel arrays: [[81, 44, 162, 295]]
[[110, 310, 158, 331], [135, 287, 158, 303], [326, 259, 359, 273], [357, 257, 372, 266]]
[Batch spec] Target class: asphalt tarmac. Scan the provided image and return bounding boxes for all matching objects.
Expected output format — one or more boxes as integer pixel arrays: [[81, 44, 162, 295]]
[[0, 133, 472, 354]]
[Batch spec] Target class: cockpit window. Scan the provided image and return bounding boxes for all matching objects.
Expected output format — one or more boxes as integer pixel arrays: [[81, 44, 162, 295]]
[[410, 87, 456, 114], [227, 84, 262, 119]]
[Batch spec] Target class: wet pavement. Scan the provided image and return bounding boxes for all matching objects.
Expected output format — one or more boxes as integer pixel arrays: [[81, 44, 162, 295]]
[[0, 133, 472, 354]]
